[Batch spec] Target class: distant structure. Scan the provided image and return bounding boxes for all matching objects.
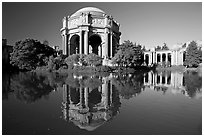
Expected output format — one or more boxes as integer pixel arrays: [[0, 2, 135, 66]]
[[2, 39, 13, 67], [143, 41, 202, 66], [60, 7, 121, 58]]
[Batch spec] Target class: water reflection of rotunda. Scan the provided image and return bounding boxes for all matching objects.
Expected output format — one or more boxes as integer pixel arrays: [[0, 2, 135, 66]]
[[61, 76, 121, 131]]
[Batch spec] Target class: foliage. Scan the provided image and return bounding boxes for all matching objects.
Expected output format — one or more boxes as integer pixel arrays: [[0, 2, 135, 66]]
[[64, 54, 80, 66], [112, 73, 144, 99], [9, 72, 54, 103], [10, 38, 55, 70], [112, 40, 143, 67], [184, 71, 202, 98], [155, 45, 162, 51], [162, 43, 169, 50], [83, 53, 103, 66], [183, 41, 202, 67]]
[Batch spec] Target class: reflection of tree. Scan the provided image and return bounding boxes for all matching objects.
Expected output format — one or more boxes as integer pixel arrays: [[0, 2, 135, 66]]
[[2, 73, 12, 100], [10, 72, 54, 103], [112, 73, 144, 99], [184, 71, 202, 98], [64, 74, 102, 89]]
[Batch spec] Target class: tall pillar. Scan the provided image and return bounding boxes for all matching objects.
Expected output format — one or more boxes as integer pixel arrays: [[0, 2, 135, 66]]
[[84, 31, 88, 54], [84, 87, 89, 108], [171, 51, 174, 65], [160, 75, 162, 85], [102, 78, 108, 108], [181, 52, 183, 65], [166, 53, 168, 63], [153, 52, 155, 64], [149, 53, 152, 65], [98, 46, 101, 56], [105, 32, 109, 58], [160, 53, 162, 63], [175, 51, 177, 65], [79, 31, 83, 54], [79, 87, 83, 108], [144, 53, 146, 65], [110, 33, 113, 58]]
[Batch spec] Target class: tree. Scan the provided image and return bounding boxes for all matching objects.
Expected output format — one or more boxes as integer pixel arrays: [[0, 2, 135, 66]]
[[10, 38, 55, 70], [84, 53, 103, 66], [155, 45, 162, 51], [112, 40, 143, 67], [184, 41, 201, 67], [142, 46, 146, 51], [162, 43, 169, 50], [182, 43, 186, 48]]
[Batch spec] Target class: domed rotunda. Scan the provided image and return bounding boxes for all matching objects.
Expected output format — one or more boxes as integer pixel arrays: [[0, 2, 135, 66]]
[[60, 7, 121, 58]]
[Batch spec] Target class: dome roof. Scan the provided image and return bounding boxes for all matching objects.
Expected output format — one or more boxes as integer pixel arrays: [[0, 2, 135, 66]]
[[71, 7, 105, 17]]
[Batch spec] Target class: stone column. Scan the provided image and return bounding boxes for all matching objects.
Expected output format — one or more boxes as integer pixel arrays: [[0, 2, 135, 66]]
[[148, 72, 152, 85], [149, 53, 152, 65], [181, 52, 183, 65], [165, 75, 168, 85], [98, 46, 101, 56], [155, 73, 157, 85], [166, 53, 168, 64], [105, 32, 109, 58], [110, 33, 113, 58], [84, 31, 88, 54], [79, 31, 83, 54], [84, 87, 89, 108], [79, 87, 83, 108], [160, 53, 162, 63], [102, 78, 108, 108], [171, 51, 174, 65], [175, 51, 177, 65], [152, 52, 155, 64]]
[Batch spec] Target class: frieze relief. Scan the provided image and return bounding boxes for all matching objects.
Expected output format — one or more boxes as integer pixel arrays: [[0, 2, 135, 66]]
[[69, 18, 79, 28], [92, 18, 104, 26]]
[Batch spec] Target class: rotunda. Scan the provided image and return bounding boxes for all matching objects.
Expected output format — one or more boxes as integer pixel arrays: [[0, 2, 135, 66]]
[[60, 7, 121, 58]]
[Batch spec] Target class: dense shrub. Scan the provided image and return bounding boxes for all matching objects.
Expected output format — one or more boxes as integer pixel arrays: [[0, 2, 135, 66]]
[[84, 53, 103, 66], [10, 38, 56, 71]]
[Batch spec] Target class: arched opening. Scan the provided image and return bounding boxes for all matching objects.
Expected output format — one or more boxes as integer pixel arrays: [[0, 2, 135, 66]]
[[112, 37, 117, 57], [162, 53, 166, 62], [157, 54, 161, 63], [89, 88, 102, 106], [89, 34, 102, 55], [70, 34, 80, 55], [183, 51, 186, 63], [168, 53, 171, 66], [70, 87, 80, 104], [145, 54, 149, 65]]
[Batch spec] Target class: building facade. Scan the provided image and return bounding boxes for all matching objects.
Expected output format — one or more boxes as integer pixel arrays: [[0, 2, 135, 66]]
[[143, 47, 186, 66], [61, 7, 121, 58]]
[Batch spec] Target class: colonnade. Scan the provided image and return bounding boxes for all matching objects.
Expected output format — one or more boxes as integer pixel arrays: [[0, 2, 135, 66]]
[[144, 49, 185, 66]]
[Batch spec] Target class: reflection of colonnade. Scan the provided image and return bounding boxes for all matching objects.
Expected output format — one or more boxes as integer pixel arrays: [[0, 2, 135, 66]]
[[144, 48, 186, 66], [61, 77, 120, 131], [144, 71, 184, 89]]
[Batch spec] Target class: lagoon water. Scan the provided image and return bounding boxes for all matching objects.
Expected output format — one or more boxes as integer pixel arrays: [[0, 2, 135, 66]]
[[2, 70, 202, 135]]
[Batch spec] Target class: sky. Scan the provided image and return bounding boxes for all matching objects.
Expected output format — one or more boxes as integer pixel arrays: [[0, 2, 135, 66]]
[[2, 2, 202, 49]]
